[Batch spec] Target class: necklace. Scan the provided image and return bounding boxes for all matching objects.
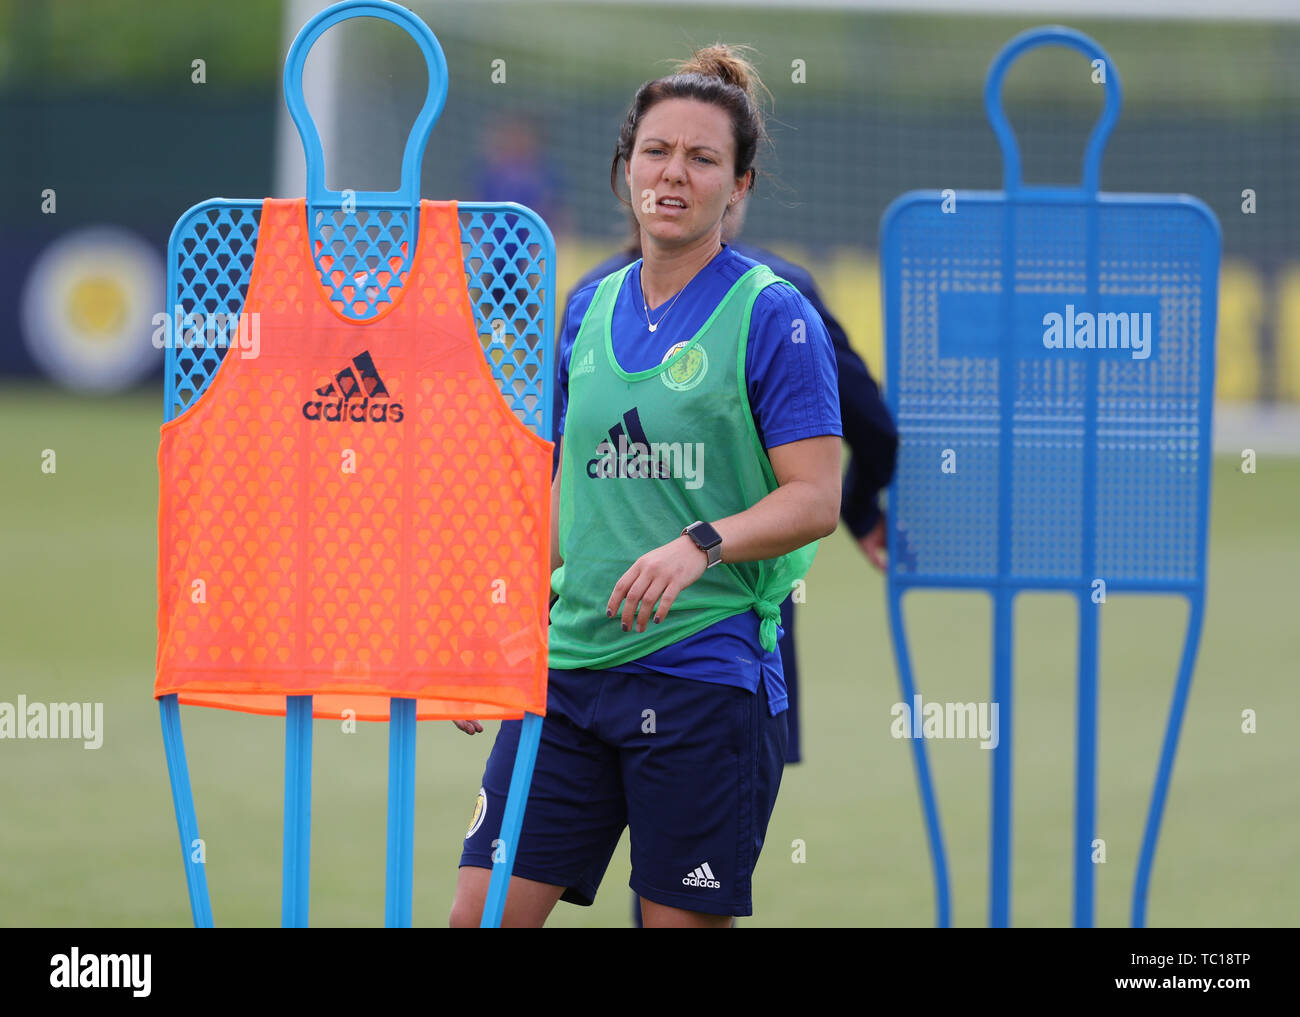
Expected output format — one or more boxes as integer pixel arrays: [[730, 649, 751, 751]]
[[641, 287, 684, 333], [639, 245, 720, 333]]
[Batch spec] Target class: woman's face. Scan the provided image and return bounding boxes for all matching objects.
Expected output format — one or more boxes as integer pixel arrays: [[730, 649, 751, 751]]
[[625, 97, 749, 250]]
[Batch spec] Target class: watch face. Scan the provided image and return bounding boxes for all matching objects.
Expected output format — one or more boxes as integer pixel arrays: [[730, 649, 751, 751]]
[[690, 522, 722, 549]]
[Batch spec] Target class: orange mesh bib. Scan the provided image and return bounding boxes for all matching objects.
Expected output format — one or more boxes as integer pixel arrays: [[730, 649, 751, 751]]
[[155, 198, 552, 721]]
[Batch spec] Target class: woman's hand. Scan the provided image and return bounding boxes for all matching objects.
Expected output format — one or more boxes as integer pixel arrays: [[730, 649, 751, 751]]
[[451, 720, 483, 735], [607, 534, 707, 633], [858, 516, 887, 571]]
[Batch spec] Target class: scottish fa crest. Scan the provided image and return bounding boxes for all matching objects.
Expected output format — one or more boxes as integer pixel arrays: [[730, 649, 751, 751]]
[[660, 340, 708, 391]]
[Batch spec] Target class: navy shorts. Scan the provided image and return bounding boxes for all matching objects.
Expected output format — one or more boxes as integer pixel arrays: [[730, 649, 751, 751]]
[[459, 667, 788, 917]]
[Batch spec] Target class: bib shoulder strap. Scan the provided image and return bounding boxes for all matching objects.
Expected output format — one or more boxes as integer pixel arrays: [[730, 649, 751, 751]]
[[570, 261, 635, 363], [590, 261, 637, 311], [736, 261, 794, 295]]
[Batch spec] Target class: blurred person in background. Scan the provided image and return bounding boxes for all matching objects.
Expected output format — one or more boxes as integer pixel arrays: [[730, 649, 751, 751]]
[[474, 112, 573, 236]]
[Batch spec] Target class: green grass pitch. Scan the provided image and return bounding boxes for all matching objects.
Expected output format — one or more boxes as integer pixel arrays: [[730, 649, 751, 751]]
[[1, 383, 1296, 926]]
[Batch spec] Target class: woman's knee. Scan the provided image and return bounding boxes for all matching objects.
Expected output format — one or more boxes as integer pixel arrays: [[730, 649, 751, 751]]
[[448, 865, 490, 927], [449, 867, 566, 927]]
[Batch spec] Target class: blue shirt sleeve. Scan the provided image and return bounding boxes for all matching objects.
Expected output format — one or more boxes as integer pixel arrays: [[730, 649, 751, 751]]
[[744, 283, 842, 450], [554, 282, 600, 440]]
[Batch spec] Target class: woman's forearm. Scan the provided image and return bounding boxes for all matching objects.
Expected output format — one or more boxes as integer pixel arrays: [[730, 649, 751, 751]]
[[710, 476, 839, 564]]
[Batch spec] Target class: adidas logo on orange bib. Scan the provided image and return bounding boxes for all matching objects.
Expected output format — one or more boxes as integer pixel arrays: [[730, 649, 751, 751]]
[[302, 350, 404, 423]]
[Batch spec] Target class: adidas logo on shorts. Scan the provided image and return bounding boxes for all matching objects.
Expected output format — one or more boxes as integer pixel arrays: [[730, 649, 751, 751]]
[[682, 862, 721, 889]]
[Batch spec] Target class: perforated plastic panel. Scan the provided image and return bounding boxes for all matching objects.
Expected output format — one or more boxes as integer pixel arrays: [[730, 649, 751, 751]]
[[165, 202, 552, 436], [879, 24, 1221, 932], [883, 194, 1216, 588]]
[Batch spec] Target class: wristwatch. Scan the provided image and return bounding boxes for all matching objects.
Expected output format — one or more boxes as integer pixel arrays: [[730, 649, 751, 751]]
[[682, 520, 723, 568]]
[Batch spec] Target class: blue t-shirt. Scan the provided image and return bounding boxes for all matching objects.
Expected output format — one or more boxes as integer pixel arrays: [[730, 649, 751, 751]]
[[556, 244, 841, 713]]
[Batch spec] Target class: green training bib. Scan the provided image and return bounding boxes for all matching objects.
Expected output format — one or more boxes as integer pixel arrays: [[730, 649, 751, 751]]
[[548, 262, 819, 670]]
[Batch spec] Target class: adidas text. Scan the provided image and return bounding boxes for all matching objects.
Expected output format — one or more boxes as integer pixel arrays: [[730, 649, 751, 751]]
[[303, 350, 403, 423], [587, 434, 704, 489], [682, 863, 721, 889], [301, 396, 404, 423], [573, 347, 596, 377]]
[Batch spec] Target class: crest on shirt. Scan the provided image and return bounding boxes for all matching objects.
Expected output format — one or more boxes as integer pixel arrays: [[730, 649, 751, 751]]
[[661, 340, 708, 392]]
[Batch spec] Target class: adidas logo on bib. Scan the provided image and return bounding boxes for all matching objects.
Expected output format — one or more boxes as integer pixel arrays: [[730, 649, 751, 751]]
[[302, 350, 404, 423], [585, 407, 705, 489], [682, 862, 721, 889], [573, 346, 596, 378]]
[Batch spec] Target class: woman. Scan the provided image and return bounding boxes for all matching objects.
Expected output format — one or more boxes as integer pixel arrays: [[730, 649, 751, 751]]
[[560, 177, 898, 767], [450, 44, 842, 928]]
